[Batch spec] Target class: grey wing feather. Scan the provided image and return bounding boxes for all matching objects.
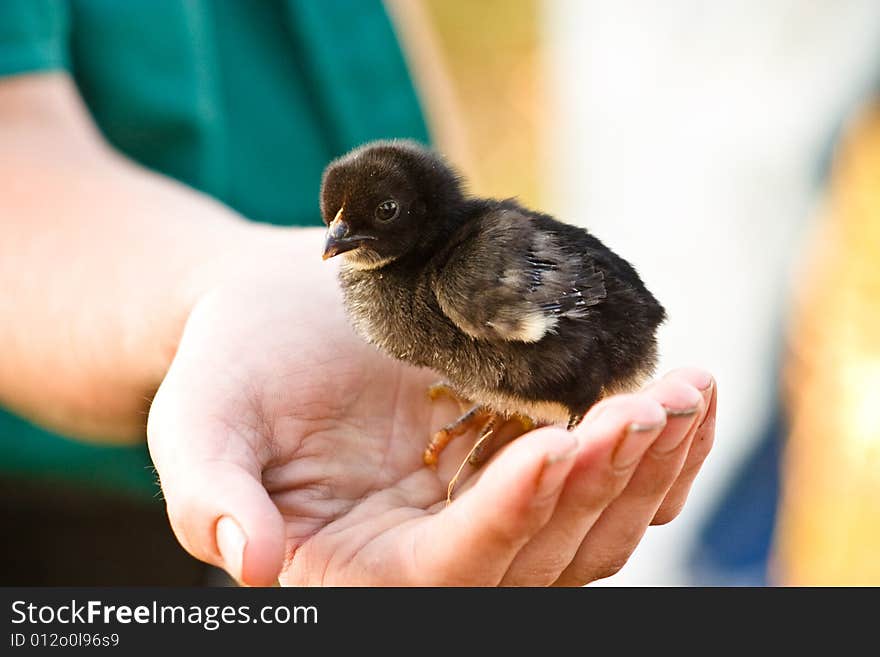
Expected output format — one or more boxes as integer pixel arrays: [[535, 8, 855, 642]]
[[432, 208, 606, 343]]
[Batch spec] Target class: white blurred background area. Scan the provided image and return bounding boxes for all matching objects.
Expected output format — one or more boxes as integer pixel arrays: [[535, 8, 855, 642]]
[[541, 0, 880, 584]]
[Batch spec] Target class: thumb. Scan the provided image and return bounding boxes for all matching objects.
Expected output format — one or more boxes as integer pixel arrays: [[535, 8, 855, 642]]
[[153, 456, 285, 587]]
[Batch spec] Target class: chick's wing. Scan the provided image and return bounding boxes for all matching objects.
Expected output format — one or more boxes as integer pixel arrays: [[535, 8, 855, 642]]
[[432, 207, 606, 343]]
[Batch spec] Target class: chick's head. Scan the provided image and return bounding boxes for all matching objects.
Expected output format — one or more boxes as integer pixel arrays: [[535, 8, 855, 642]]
[[320, 140, 463, 269]]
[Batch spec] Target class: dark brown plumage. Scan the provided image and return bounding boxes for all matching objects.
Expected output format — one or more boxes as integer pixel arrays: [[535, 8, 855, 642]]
[[320, 139, 666, 443]]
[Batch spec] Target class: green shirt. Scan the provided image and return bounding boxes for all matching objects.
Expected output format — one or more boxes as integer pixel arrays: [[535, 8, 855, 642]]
[[0, 0, 430, 498]]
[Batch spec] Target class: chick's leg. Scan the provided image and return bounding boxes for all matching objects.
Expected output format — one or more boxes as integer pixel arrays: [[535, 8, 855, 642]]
[[466, 413, 534, 466], [466, 415, 500, 466], [446, 413, 537, 504], [447, 414, 499, 504], [423, 405, 493, 468]]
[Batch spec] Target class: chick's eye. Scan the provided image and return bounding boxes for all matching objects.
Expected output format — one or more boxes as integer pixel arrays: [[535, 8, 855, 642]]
[[375, 199, 400, 223]]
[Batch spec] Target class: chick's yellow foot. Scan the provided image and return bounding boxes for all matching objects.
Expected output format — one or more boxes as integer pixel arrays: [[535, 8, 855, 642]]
[[446, 413, 537, 505], [424, 384, 539, 502], [426, 382, 471, 413], [423, 405, 493, 468], [466, 413, 534, 466]]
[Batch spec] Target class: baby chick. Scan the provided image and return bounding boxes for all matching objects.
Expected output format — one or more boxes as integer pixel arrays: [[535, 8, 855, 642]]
[[320, 140, 666, 488]]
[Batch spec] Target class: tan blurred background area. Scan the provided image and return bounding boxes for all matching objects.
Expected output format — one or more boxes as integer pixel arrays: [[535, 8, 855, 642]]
[[388, 0, 543, 207], [774, 104, 880, 585]]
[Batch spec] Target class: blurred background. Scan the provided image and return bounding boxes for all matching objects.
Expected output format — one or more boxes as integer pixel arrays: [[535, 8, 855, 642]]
[[394, 0, 880, 585], [4, 0, 880, 586]]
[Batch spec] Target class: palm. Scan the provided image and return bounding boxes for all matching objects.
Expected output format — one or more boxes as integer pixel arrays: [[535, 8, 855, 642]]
[[258, 318, 467, 585]]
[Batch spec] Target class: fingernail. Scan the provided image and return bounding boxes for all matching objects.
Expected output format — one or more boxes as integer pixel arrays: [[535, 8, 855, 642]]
[[665, 382, 704, 415], [539, 434, 580, 493], [676, 368, 713, 391], [216, 516, 247, 583], [665, 405, 700, 418], [612, 421, 665, 469], [651, 406, 700, 453]]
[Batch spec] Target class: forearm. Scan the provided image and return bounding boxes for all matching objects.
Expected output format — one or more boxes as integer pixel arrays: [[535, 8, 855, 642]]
[[0, 73, 302, 442]]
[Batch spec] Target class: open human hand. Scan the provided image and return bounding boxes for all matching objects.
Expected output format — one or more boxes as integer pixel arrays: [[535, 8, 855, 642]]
[[147, 231, 716, 586]]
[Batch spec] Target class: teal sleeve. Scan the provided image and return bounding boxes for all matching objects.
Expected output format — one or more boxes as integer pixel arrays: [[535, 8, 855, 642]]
[[0, 0, 69, 77], [283, 0, 431, 154]]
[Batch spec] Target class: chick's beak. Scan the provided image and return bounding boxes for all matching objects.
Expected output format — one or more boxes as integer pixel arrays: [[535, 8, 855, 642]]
[[322, 209, 376, 260], [322, 213, 350, 260]]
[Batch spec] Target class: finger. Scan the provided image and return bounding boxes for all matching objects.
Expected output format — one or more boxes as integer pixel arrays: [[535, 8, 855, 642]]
[[407, 427, 580, 585], [500, 394, 667, 586], [653, 373, 717, 524], [163, 460, 285, 587], [554, 377, 705, 586], [148, 406, 285, 587]]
